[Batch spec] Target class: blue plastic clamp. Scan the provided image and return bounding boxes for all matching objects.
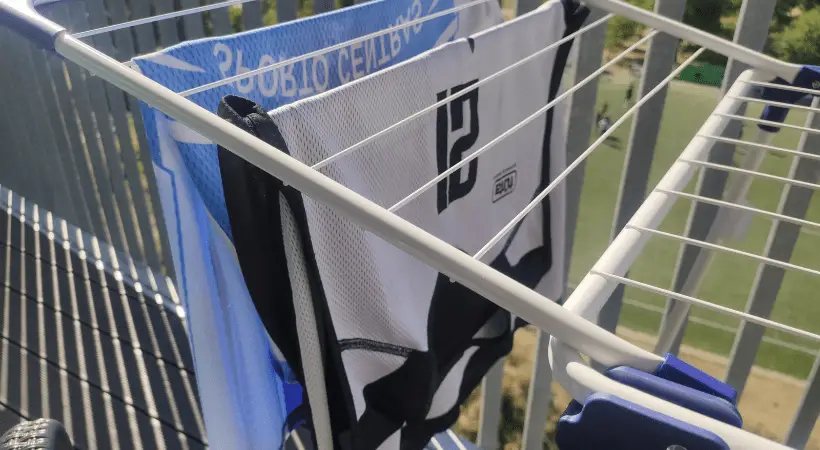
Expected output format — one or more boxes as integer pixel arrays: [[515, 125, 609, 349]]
[[654, 354, 738, 405], [556, 393, 730, 450], [606, 366, 742, 427]]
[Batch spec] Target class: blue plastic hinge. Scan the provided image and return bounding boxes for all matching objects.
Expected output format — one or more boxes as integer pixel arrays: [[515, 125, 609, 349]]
[[0, 0, 64, 51], [556, 393, 730, 450], [606, 366, 742, 427], [655, 354, 738, 405], [759, 65, 820, 132]]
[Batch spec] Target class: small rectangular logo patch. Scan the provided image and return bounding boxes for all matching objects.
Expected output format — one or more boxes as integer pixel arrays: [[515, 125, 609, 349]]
[[492, 166, 517, 203]]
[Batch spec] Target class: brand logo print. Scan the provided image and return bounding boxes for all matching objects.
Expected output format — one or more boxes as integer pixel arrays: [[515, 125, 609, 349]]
[[492, 166, 517, 203]]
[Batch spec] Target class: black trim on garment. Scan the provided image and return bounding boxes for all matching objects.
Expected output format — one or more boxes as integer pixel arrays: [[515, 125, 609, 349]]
[[399, 330, 516, 449], [536, 0, 592, 278], [339, 339, 415, 358], [216, 95, 356, 450]]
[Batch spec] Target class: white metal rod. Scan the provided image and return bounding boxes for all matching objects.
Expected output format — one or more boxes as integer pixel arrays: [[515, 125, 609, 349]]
[[474, 47, 706, 261], [630, 225, 820, 277], [389, 29, 658, 213], [745, 79, 820, 98], [560, 69, 757, 323], [72, 0, 258, 39], [681, 158, 820, 191], [594, 271, 820, 344], [181, 0, 492, 97], [622, 297, 819, 356], [582, 0, 799, 81], [313, 13, 617, 171], [710, 129, 773, 236], [698, 134, 820, 163], [54, 33, 661, 372], [716, 113, 820, 135], [729, 95, 820, 115], [658, 188, 820, 232], [445, 430, 468, 450]]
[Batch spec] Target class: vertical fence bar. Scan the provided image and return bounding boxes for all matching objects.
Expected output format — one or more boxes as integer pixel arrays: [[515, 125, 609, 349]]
[[786, 353, 820, 449], [21, 43, 70, 217], [0, 30, 52, 210], [277, 0, 298, 23], [68, 6, 141, 256], [26, 47, 80, 226], [655, 0, 777, 355], [152, 0, 181, 48], [315, 0, 334, 15], [38, 4, 107, 239], [520, 9, 608, 448], [477, 361, 503, 449], [37, 46, 95, 233], [126, 0, 178, 273], [242, 1, 264, 30], [82, 0, 151, 264], [51, 4, 125, 249], [209, 3, 234, 35], [34, 44, 92, 230], [598, 0, 686, 333], [520, 331, 552, 450], [0, 31, 28, 201], [725, 100, 820, 398], [562, 5, 608, 285], [516, 0, 539, 15], [105, 0, 167, 270], [180, 0, 207, 39], [0, 73, 14, 193]]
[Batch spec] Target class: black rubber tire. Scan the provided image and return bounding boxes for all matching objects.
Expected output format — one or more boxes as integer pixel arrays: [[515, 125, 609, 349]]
[[0, 419, 73, 450]]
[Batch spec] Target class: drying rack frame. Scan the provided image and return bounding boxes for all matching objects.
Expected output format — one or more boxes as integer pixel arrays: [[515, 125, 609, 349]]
[[1, 0, 818, 448]]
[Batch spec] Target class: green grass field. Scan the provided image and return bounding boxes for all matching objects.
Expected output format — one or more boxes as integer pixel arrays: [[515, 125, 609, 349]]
[[567, 73, 820, 379]]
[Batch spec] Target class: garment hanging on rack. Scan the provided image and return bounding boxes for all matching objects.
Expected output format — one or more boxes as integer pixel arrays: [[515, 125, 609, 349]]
[[216, 1, 587, 447], [129, 2, 502, 450]]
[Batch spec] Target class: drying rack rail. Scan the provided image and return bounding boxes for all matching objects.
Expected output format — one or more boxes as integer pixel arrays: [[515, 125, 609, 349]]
[[2, 0, 820, 448]]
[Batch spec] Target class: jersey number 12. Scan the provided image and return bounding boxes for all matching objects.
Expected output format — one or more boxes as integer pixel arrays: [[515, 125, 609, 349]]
[[436, 79, 480, 213]]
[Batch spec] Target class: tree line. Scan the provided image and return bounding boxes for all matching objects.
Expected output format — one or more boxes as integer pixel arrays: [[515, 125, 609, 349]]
[[606, 0, 820, 65]]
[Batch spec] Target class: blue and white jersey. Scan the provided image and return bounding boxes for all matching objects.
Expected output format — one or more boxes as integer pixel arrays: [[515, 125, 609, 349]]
[[130, 2, 503, 449]]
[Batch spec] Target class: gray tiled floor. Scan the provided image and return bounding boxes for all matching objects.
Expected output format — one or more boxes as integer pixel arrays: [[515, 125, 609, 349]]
[[0, 194, 208, 449]]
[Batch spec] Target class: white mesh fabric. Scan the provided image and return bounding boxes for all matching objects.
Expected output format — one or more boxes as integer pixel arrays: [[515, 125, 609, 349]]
[[340, 350, 408, 420], [280, 197, 333, 449], [274, 56, 438, 351], [269, 1, 569, 350]]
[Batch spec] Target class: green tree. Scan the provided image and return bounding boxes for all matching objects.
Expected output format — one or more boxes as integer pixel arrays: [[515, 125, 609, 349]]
[[683, 0, 728, 35], [604, 0, 735, 52], [772, 7, 820, 64], [604, 0, 653, 51]]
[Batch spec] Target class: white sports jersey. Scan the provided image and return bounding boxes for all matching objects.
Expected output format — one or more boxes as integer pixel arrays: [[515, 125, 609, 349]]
[[216, 1, 587, 447]]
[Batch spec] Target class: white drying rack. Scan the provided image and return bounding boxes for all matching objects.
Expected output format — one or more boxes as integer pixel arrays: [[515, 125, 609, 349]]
[[1, 0, 818, 448]]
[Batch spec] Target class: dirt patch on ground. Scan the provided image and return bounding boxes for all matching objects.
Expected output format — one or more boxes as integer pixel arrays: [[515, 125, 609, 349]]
[[455, 326, 818, 449]]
